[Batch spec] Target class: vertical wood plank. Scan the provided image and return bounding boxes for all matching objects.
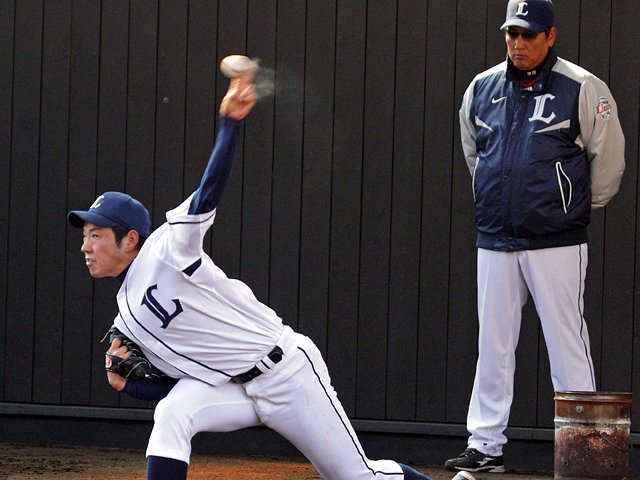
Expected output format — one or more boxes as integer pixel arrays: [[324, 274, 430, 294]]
[[486, 0, 507, 65], [6, 0, 42, 402], [0, 0, 16, 401], [356, 0, 397, 419], [184, 0, 218, 193], [154, 1, 188, 223], [297, 0, 336, 352], [125, 1, 158, 212], [326, 0, 366, 415], [269, 1, 305, 331], [386, 0, 427, 421], [33, 0, 72, 404], [240, 0, 277, 304], [608, 0, 640, 429], [552, 0, 580, 62], [601, 0, 639, 396], [417, 0, 458, 423]]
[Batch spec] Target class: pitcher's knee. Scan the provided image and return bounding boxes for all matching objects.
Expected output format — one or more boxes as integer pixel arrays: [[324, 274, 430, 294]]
[[147, 401, 195, 463], [154, 398, 196, 440]]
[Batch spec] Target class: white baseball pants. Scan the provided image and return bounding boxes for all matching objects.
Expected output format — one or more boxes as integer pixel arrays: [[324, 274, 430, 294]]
[[467, 244, 596, 456], [147, 326, 407, 479]]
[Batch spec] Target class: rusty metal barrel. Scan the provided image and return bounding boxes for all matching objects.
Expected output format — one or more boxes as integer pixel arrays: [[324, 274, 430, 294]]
[[554, 391, 632, 480]]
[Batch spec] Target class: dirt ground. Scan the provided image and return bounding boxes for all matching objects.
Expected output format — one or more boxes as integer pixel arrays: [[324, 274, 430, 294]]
[[0, 443, 554, 480], [0, 443, 320, 480], [0, 443, 413, 480]]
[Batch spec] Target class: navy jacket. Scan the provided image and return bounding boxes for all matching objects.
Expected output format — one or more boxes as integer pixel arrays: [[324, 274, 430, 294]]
[[460, 50, 625, 251]]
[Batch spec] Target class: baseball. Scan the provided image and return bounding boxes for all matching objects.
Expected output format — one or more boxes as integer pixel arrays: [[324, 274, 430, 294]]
[[452, 471, 476, 480], [220, 55, 257, 79]]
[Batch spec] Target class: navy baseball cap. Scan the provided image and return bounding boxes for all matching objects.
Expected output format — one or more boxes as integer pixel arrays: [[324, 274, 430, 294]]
[[67, 191, 151, 238], [501, 0, 554, 32]]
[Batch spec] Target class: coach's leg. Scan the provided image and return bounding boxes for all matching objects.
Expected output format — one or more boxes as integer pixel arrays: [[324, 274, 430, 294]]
[[521, 244, 596, 392], [146, 377, 261, 479], [466, 249, 528, 457]]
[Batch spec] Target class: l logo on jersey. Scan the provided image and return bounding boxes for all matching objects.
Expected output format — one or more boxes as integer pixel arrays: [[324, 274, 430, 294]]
[[141, 284, 184, 328]]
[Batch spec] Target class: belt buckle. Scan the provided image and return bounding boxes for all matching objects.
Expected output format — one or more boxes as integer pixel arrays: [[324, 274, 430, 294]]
[[268, 346, 283, 363], [232, 346, 283, 384]]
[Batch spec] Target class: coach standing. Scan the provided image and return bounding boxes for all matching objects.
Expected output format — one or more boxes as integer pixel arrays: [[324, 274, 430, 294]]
[[445, 0, 625, 473]]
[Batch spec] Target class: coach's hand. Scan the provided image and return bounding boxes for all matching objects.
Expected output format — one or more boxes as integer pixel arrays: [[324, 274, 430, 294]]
[[106, 337, 131, 391]]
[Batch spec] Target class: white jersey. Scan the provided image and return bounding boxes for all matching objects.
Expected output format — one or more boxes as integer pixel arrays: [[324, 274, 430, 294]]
[[114, 193, 283, 386]]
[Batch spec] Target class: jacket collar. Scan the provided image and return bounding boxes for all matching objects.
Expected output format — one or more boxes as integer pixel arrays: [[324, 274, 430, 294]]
[[506, 48, 558, 91]]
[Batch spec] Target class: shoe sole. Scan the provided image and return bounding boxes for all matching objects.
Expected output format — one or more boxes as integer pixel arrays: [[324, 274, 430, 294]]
[[453, 465, 506, 473]]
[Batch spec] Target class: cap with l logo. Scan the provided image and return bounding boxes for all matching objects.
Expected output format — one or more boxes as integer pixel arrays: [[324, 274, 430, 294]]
[[67, 191, 151, 238], [500, 0, 554, 33]]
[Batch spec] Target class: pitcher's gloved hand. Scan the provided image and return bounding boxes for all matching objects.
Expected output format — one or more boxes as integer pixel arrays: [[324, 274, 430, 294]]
[[102, 325, 161, 380]]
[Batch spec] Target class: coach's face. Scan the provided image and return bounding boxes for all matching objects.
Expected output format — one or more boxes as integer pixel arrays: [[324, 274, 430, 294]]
[[505, 26, 556, 71], [81, 222, 133, 278]]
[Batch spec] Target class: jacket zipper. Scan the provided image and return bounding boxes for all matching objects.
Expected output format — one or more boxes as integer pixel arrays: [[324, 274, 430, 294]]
[[555, 161, 572, 213]]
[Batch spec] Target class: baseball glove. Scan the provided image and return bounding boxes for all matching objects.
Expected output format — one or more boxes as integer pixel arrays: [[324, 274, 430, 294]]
[[102, 325, 161, 380]]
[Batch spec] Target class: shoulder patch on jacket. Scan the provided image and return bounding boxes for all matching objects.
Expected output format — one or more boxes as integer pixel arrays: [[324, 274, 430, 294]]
[[596, 96, 612, 119]]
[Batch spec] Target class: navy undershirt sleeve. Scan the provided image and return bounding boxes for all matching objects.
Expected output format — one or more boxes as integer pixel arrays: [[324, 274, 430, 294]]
[[188, 116, 242, 215], [122, 376, 179, 402]]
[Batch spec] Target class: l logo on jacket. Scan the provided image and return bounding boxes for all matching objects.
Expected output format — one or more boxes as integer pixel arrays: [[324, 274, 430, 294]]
[[529, 93, 556, 124]]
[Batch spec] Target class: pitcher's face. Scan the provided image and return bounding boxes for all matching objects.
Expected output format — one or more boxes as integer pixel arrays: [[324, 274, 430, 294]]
[[81, 223, 128, 278]]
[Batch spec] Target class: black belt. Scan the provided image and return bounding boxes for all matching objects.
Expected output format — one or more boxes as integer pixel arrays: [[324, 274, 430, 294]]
[[231, 346, 283, 384]]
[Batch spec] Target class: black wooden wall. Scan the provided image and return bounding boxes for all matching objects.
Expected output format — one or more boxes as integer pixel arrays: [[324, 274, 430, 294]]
[[1, 0, 639, 447]]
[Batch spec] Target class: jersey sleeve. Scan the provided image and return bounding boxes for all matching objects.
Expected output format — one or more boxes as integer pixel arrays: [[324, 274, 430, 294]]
[[163, 194, 217, 269], [578, 76, 626, 208]]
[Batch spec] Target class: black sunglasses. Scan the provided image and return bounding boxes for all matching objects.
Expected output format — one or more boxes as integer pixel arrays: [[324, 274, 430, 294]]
[[504, 28, 547, 41]]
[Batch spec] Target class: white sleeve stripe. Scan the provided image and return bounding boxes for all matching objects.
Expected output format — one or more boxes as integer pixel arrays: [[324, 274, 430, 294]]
[[168, 210, 215, 226]]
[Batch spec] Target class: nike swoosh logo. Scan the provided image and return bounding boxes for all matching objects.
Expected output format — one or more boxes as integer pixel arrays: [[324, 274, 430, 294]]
[[491, 96, 507, 104]]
